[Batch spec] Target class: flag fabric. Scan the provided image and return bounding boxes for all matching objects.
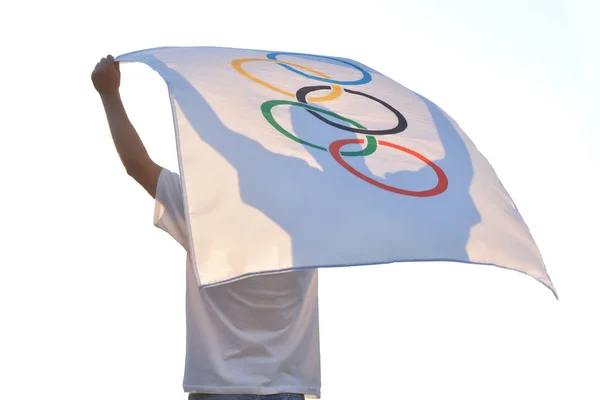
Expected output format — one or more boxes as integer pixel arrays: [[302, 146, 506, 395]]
[[117, 46, 555, 296]]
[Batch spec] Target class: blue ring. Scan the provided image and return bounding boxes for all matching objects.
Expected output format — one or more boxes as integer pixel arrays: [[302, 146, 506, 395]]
[[265, 52, 372, 86]]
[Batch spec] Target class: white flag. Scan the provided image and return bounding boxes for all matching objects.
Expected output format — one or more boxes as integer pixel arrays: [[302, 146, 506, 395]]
[[117, 46, 555, 296]]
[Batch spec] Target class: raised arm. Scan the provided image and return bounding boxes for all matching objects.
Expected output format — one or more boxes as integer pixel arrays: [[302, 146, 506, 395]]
[[92, 55, 163, 198]]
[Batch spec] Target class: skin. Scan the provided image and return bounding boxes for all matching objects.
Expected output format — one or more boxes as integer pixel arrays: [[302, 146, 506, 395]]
[[91, 54, 163, 198]]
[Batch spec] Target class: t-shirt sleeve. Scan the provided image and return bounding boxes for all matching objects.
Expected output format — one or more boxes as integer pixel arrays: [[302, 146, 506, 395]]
[[153, 168, 189, 250]]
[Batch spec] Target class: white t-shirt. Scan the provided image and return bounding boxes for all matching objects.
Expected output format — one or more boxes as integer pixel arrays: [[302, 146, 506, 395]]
[[153, 168, 321, 399]]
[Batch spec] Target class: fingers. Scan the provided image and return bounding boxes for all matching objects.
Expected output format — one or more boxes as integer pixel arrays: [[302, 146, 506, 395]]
[[93, 58, 106, 75], [107, 54, 120, 72], [106, 55, 118, 71], [91, 53, 121, 94], [93, 55, 117, 73], [92, 60, 102, 80], [91, 54, 121, 91]]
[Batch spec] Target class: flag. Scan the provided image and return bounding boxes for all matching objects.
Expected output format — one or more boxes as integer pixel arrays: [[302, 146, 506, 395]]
[[117, 46, 556, 297]]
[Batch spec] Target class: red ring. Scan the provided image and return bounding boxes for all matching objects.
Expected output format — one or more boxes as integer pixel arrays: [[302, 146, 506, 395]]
[[329, 139, 448, 197]]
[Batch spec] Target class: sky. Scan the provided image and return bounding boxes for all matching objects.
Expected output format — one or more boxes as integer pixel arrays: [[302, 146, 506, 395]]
[[1, 0, 599, 399]]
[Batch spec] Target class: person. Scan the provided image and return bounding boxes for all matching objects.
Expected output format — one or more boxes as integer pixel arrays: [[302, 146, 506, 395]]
[[92, 55, 321, 400]]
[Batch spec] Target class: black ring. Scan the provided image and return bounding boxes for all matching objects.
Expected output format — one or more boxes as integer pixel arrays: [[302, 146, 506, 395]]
[[295, 85, 408, 135]]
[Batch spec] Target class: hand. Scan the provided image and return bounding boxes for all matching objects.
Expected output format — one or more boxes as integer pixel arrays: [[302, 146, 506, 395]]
[[92, 55, 120, 95]]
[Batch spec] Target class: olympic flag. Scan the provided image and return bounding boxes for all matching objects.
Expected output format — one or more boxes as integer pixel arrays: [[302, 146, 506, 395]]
[[117, 46, 556, 297]]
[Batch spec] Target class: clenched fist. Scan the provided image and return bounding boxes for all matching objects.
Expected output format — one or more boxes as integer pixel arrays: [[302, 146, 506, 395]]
[[91, 55, 120, 95]]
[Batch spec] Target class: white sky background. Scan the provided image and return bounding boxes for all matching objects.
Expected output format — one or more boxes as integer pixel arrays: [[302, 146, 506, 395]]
[[1, 0, 599, 399]]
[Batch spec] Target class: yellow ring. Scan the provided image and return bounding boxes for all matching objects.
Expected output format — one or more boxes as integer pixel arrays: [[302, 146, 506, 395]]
[[231, 58, 342, 103]]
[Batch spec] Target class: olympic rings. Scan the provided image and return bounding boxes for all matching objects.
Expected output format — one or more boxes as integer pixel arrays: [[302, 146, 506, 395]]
[[296, 86, 408, 135], [266, 52, 372, 86], [261, 100, 378, 157], [330, 139, 449, 197], [231, 52, 449, 197], [231, 58, 342, 102]]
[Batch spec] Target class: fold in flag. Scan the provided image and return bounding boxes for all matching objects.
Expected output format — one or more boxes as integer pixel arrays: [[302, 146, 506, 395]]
[[117, 47, 556, 297]]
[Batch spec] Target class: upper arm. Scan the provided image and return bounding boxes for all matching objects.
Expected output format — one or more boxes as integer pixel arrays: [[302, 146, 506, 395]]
[[126, 156, 164, 199]]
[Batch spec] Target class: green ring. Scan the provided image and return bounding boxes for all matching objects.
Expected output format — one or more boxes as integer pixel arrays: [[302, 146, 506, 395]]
[[261, 100, 377, 157]]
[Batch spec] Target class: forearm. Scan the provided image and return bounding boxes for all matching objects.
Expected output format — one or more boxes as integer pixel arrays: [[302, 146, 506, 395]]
[[101, 91, 151, 174]]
